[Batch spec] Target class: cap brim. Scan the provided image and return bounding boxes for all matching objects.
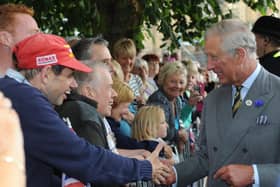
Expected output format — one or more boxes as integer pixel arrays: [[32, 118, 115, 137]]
[[60, 58, 92, 73]]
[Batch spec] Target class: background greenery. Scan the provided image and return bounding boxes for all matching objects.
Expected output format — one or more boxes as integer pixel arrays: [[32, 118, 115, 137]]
[[2, 0, 279, 50]]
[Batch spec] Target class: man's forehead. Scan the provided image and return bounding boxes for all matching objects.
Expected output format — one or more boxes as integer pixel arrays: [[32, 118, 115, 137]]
[[92, 44, 111, 59], [204, 36, 222, 52]]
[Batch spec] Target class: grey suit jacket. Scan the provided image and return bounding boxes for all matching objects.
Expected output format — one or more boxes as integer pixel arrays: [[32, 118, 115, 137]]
[[175, 67, 280, 187]]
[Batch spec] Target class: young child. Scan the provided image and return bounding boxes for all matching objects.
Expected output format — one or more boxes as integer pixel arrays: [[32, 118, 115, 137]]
[[132, 105, 177, 164]]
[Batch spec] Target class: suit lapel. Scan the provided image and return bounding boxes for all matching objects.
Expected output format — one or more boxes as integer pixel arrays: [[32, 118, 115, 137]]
[[216, 68, 274, 168]]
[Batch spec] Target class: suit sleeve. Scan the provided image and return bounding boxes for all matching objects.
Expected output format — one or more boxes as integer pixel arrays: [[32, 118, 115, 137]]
[[257, 162, 280, 185], [174, 99, 209, 186]]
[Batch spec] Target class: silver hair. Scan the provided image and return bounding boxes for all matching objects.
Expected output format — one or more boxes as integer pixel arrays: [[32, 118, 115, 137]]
[[157, 61, 187, 87], [205, 19, 257, 58], [134, 58, 148, 70], [74, 61, 111, 93]]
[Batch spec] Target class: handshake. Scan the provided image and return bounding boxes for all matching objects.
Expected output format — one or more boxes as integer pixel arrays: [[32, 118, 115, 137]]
[[148, 143, 176, 185]]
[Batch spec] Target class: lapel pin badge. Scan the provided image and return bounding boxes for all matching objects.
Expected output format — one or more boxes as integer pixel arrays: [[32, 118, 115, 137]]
[[245, 99, 252, 106]]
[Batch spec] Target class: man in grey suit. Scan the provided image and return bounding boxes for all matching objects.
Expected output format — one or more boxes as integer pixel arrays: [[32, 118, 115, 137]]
[[173, 19, 280, 187]]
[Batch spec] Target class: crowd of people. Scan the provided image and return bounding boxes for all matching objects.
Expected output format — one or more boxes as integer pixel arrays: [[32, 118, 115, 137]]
[[1, 2, 280, 187]]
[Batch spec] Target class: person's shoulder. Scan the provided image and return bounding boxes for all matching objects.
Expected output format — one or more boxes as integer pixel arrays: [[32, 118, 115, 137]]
[[205, 84, 228, 100], [59, 98, 101, 123], [0, 77, 43, 100], [131, 73, 143, 83], [0, 76, 23, 89], [147, 90, 170, 111], [147, 89, 165, 102], [266, 70, 280, 87]]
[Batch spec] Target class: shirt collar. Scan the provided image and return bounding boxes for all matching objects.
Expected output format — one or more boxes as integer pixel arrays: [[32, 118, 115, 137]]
[[232, 63, 261, 91], [242, 63, 261, 90], [5, 68, 30, 85]]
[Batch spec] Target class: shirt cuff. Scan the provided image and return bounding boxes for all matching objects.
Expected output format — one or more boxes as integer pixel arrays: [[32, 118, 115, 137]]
[[172, 166, 178, 187], [252, 164, 260, 186]]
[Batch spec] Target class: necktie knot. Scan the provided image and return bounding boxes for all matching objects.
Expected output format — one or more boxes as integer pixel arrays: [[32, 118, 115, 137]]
[[236, 86, 242, 92]]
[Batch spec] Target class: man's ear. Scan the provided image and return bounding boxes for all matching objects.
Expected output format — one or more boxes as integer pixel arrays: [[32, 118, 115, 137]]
[[235, 47, 246, 64], [0, 31, 13, 48], [263, 36, 271, 44], [81, 84, 96, 98], [40, 66, 53, 85]]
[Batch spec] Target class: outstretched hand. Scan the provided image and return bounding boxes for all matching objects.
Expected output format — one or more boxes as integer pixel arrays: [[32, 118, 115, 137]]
[[147, 143, 171, 184]]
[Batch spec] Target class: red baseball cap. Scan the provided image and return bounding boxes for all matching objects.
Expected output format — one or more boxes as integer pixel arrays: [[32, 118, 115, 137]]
[[13, 33, 92, 73]]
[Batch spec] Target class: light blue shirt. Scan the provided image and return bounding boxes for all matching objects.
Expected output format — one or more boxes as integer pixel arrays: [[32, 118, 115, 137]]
[[5, 68, 30, 85], [232, 63, 261, 186], [232, 63, 261, 103]]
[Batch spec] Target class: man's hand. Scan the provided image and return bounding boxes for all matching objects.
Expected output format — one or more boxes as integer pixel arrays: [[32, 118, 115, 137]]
[[214, 164, 254, 187], [188, 90, 203, 106], [160, 159, 176, 185], [147, 143, 170, 184], [163, 144, 173, 159], [178, 128, 188, 143], [121, 111, 134, 124]]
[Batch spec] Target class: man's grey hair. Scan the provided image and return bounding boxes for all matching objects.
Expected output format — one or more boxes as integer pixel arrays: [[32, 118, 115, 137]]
[[74, 61, 111, 93], [205, 19, 257, 58], [71, 35, 109, 60]]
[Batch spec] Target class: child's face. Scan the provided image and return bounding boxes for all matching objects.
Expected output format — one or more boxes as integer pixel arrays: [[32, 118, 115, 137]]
[[187, 73, 198, 91], [157, 114, 168, 138]]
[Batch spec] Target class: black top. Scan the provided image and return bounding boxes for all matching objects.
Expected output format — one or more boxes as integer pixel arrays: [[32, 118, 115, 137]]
[[259, 50, 280, 77]]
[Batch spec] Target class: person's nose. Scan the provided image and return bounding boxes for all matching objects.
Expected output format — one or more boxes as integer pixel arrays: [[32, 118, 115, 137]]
[[112, 88, 118, 98], [165, 122, 168, 128]]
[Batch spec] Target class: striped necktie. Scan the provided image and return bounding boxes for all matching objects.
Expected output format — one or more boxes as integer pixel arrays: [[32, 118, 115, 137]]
[[232, 86, 242, 117]]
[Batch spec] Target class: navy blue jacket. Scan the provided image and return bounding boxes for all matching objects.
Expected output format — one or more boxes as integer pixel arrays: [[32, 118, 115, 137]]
[[0, 77, 152, 187]]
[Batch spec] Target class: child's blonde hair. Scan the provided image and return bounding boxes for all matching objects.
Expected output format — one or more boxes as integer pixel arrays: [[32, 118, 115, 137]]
[[132, 105, 165, 141], [182, 60, 199, 76]]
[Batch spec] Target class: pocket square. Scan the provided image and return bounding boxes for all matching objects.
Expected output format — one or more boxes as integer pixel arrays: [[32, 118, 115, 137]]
[[256, 115, 270, 126]]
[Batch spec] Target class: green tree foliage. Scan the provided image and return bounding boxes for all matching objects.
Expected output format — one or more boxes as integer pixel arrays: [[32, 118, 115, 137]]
[[3, 0, 278, 49]]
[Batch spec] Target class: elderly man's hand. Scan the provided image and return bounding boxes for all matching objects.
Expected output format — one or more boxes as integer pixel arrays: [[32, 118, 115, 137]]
[[214, 164, 254, 187]]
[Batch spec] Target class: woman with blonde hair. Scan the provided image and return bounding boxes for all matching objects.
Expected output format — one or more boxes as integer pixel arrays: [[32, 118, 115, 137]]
[[113, 38, 145, 107], [110, 77, 135, 137]]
